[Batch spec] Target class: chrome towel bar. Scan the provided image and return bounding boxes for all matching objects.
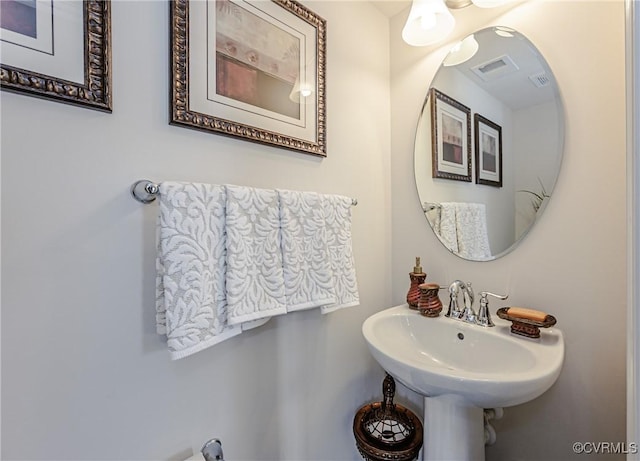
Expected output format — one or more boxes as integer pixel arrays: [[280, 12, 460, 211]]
[[130, 179, 358, 206]]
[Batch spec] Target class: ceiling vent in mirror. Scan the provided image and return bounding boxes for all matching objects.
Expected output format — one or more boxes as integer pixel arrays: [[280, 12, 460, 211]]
[[471, 54, 519, 82], [528, 71, 550, 88]]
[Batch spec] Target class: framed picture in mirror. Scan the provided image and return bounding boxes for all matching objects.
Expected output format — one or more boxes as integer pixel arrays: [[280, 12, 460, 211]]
[[0, 0, 111, 112], [474, 113, 503, 187], [430, 88, 472, 182], [170, 0, 327, 157]]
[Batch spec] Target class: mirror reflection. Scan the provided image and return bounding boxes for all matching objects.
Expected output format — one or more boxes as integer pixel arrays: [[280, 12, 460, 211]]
[[414, 26, 565, 261]]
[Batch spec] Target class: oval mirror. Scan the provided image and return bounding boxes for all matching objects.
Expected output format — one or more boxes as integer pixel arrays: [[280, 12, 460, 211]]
[[414, 26, 564, 261]]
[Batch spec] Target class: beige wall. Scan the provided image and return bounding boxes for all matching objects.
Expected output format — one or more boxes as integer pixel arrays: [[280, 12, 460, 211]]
[[390, 1, 627, 459], [0, 1, 628, 460], [0, 1, 393, 459]]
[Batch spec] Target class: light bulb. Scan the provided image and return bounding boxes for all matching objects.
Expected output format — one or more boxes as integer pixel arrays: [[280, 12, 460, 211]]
[[420, 13, 437, 30]]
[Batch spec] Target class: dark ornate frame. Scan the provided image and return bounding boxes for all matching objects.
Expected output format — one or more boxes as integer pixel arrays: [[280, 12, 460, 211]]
[[474, 113, 503, 187], [170, 0, 327, 156], [430, 88, 472, 182], [0, 0, 112, 112]]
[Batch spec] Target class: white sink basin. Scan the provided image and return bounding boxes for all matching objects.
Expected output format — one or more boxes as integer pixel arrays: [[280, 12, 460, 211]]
[[362, 304, 564, 460], [363, 305, 564, 408]]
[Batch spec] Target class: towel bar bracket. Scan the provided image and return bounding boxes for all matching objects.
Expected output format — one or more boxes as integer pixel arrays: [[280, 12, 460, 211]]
[[131, 179, 159, 204], [130, 179, 357, 206], [423, 202, 441, 212]]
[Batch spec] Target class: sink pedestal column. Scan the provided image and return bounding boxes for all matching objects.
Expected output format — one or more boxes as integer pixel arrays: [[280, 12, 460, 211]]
[[422, 394, 485, 461]]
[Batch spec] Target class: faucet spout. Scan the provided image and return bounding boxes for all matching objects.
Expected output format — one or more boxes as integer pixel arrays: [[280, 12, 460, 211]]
[[459, 282, 476, 324], [446, 280, 461, 318], [446, 280, 472, 319]]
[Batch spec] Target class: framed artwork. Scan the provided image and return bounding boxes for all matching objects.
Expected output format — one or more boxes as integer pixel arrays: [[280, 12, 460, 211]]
[[0, 0, 111, 112], [430, 88, 471, 182], [170, 0, 327, 157], [474, 113, 503, 187]]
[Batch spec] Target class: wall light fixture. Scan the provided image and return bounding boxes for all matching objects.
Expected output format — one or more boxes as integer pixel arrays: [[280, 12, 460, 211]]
[[402, 0, 512, 46]]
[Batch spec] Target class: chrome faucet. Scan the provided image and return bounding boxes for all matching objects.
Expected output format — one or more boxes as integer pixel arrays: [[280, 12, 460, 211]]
[[446, 280, 474, 322], [446, 281, 508, 327]]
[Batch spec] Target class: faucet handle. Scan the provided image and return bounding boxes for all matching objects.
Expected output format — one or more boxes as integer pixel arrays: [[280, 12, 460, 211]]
[[445, 281, 460, 318], [476, 292, 509, 327], [202, 439, 225, 461]]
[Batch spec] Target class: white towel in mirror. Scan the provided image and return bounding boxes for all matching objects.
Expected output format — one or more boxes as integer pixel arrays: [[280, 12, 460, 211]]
[[438, 202, 492, 260], [436, 203, 459, 254], [454, 202, 492, 260]]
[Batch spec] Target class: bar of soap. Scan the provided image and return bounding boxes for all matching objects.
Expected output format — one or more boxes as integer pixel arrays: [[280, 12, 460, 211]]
[[506, 307, 548, 323]]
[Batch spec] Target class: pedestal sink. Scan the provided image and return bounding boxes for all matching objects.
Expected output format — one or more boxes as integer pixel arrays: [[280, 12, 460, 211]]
[[362, 305, 564, 460]]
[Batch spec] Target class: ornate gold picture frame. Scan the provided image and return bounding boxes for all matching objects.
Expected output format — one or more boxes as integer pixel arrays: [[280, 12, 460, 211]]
[[170, 0, 327, 156], [0, 0, 111, 112]]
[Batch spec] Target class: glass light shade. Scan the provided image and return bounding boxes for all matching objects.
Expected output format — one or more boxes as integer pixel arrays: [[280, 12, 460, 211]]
[[471, 0, 511, 7], [443, 34, 479, 66], [402, 0, 455, 46]]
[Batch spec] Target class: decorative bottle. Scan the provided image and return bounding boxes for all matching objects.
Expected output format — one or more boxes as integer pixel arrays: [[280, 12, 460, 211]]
[[406, 257, 426, 309]]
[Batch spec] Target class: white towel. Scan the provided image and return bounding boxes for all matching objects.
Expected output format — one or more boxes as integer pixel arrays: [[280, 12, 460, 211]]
[[454, 202, 492, 260], [278, 190, 336, 311], [321, 194, 359, 313], [225, 185, 287, 325], [436, 203, 459, 254], [156, 182, 241, 360]]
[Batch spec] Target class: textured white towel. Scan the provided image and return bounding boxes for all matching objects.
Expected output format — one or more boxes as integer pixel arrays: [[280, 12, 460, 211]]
[[436, 203, 459, 254], [454, 202, 492, 260], [321, 195, 359, 313], [225, 185, 287, 325], [156, 182, 241, 360], [278, 189, 336, 311]]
